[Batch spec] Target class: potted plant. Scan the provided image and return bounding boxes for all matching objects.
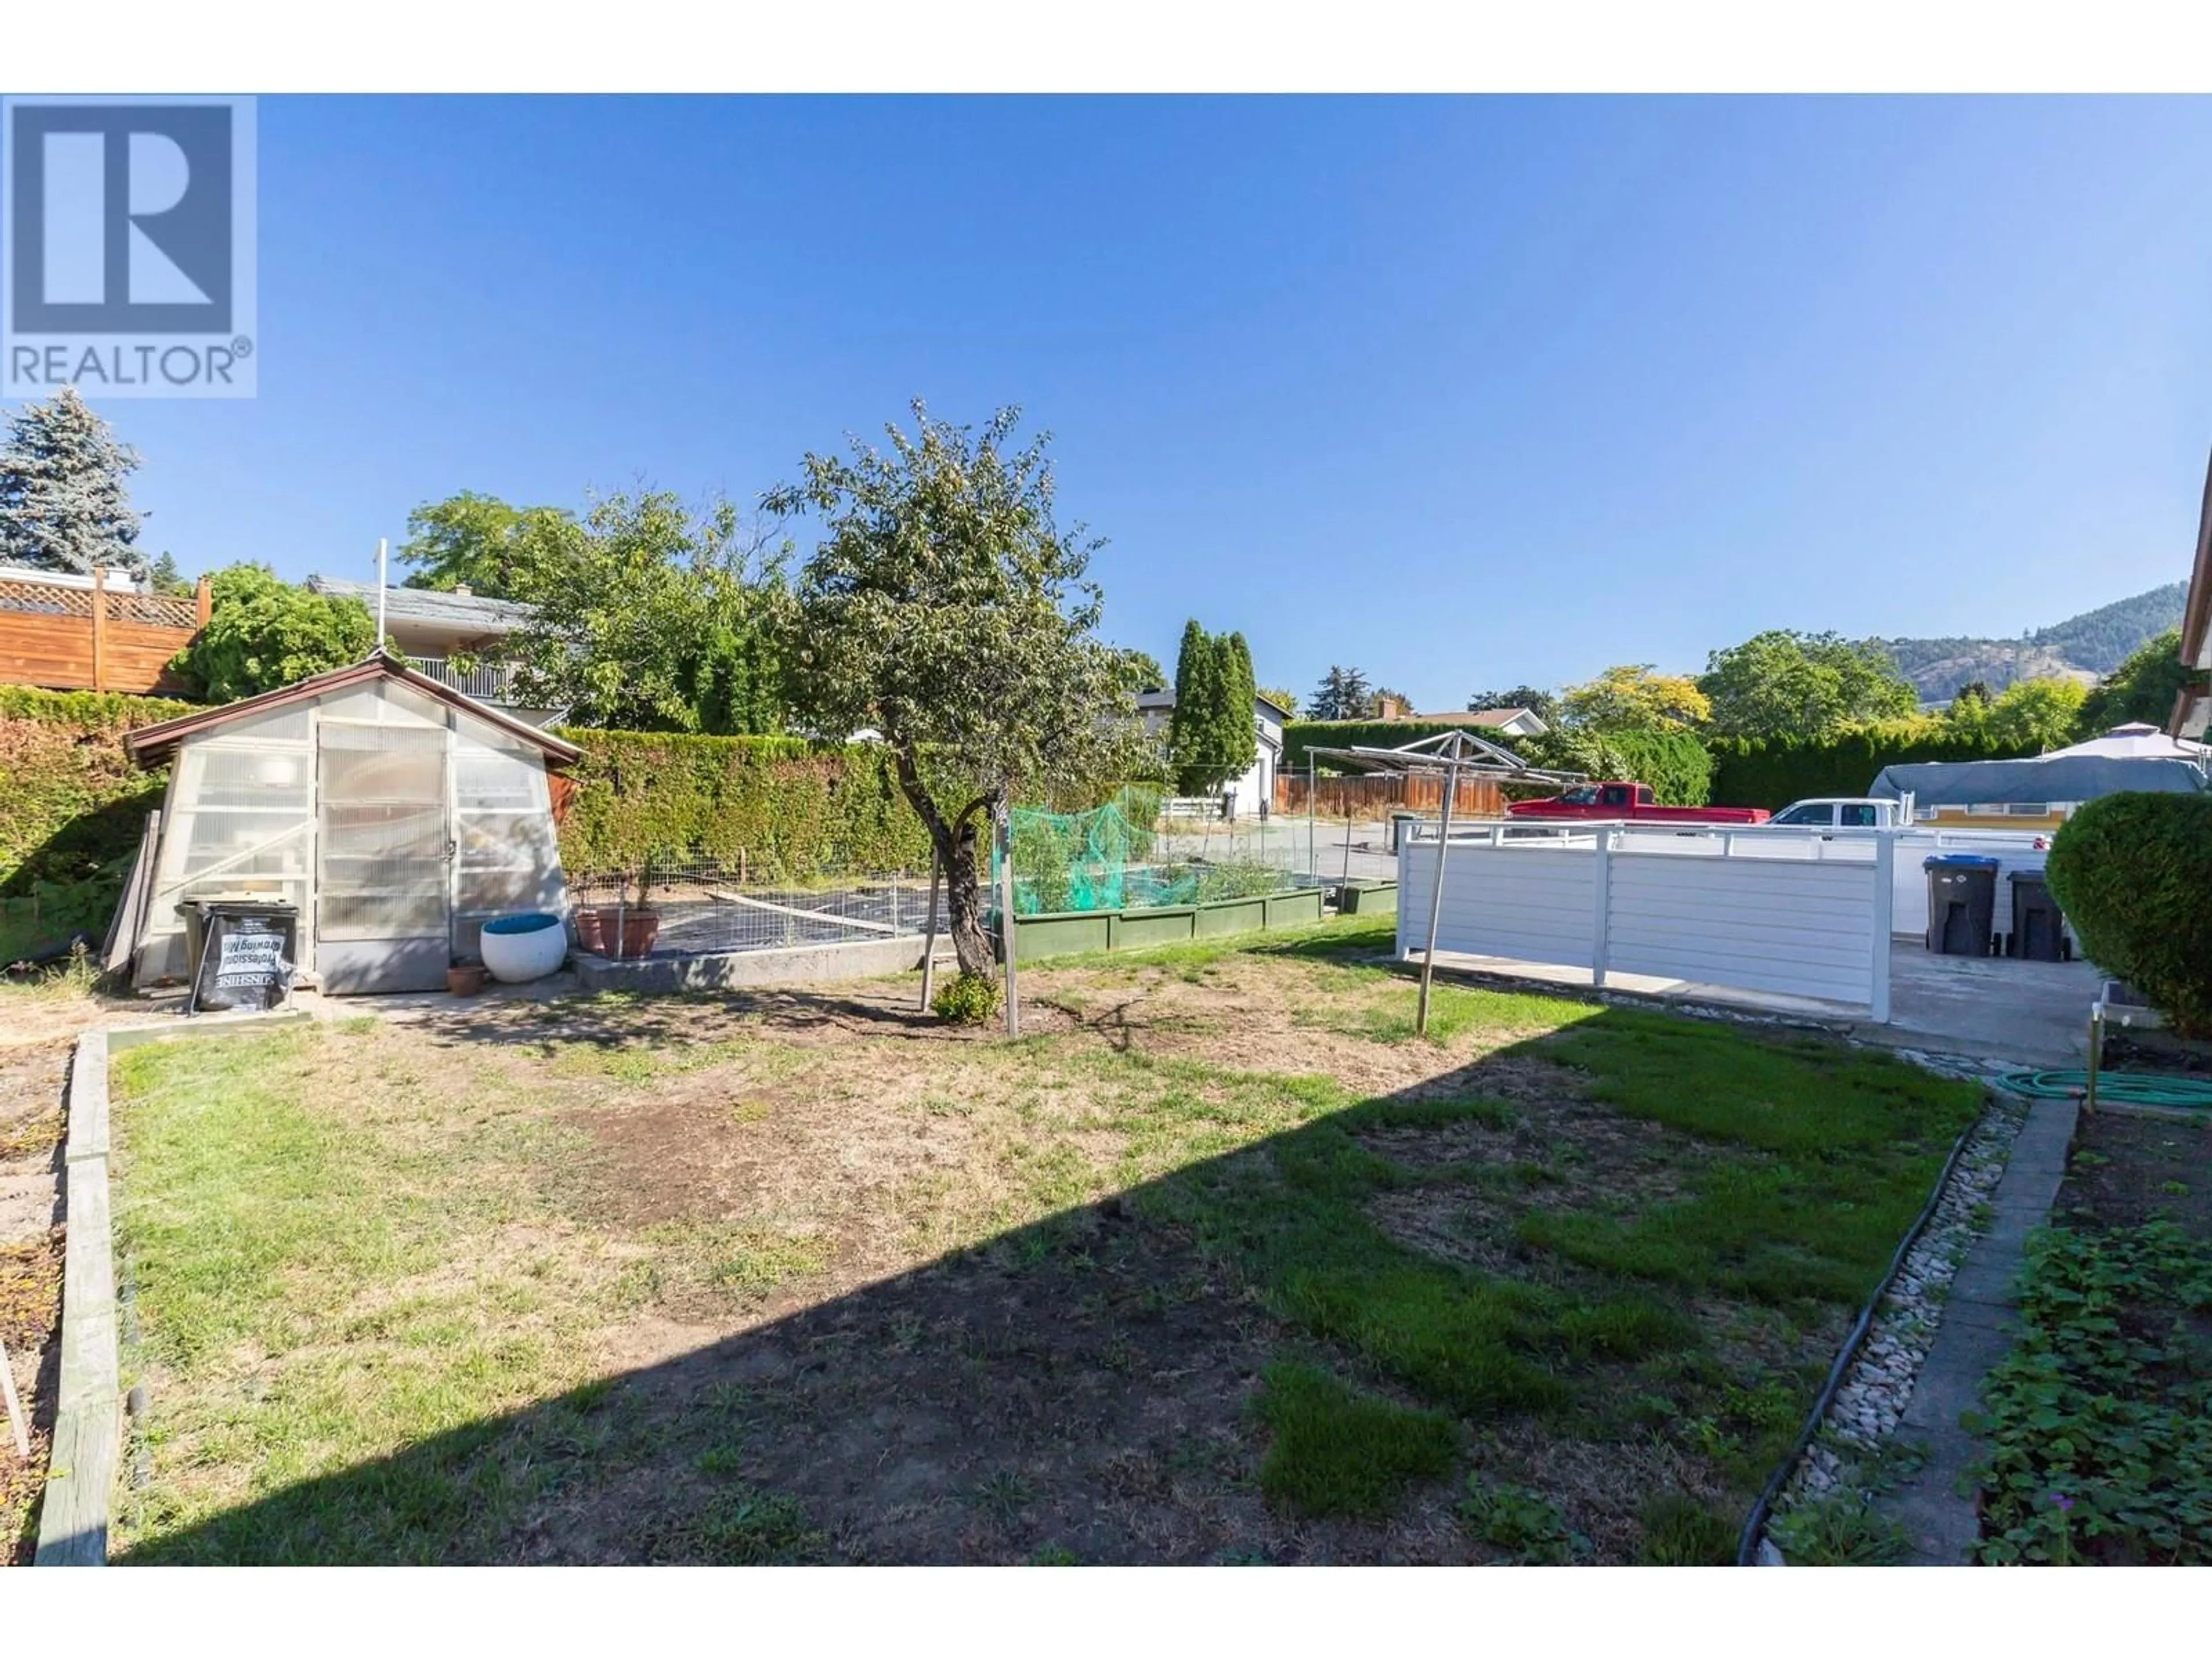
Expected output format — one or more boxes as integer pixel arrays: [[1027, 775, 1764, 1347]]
[[574, 906, 607, 955], [594, 865, 661, 960]]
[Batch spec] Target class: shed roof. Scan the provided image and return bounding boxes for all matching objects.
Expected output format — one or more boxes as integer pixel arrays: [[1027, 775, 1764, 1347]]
[[124, 652, 582, 769]]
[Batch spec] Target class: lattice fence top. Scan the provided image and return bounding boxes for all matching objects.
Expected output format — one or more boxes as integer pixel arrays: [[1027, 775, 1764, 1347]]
[[0, 577, 93, 616], [106, 591, 198, 627], [0, 575, 196, 627]]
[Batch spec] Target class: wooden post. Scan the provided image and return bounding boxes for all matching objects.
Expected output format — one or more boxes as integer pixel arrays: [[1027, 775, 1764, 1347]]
[[2085, 1005, 2103, 1116], [998, 806, 1021, 1039], [89, 565, 108, 691], [918, 847, 942, 1012], [1415, 759, 1460, 1038], [194, 573, 213, 625], [0, 1334, 27, 1458]]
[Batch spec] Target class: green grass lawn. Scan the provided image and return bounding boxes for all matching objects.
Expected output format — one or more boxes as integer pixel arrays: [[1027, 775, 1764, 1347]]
[[105, 916, 1984, 1564]]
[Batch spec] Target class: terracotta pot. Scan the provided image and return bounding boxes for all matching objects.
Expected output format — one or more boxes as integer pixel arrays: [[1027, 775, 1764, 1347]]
[[446, 963, 488, 996], [614, 910, 660, 959], [574, 908, 607, 954]]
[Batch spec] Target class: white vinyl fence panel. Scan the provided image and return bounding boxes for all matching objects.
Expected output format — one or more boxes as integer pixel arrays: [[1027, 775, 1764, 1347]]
[[1398, 822, 1893, 1018], [1605, 823, 2050, 942], [1604, 851, 1884, 1006]]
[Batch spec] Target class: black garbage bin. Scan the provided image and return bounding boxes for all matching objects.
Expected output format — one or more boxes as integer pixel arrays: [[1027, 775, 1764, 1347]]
[[1923, 854, 1999, 956], [178, 899, 300, 1013], [2008, 870, 2067, 962]]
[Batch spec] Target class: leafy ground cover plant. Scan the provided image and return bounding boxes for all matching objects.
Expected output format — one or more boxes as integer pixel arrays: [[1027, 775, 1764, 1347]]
[[1972, 1221, 2212, 1565]]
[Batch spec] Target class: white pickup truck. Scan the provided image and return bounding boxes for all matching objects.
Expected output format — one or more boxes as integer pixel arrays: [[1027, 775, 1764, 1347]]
[[1766, 797, 1908, 829]]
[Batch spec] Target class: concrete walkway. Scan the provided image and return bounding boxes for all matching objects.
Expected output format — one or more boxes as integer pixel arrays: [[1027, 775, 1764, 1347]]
[[1875, 1092, 2080, 1565]]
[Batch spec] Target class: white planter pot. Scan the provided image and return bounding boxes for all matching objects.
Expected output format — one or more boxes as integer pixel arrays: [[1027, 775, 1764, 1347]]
[[478, 912, 567, 983]]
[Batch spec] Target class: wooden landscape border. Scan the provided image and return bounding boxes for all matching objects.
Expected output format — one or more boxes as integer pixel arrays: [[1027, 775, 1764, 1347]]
[[33, 1012, 312, 1566]]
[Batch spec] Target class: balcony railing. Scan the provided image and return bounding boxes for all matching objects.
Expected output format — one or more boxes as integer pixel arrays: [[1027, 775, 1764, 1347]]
[[407, 655, 520, 703]]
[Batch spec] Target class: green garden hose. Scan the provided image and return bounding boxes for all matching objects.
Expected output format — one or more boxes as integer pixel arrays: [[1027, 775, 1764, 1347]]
[[1996, 1070, 2212, 1109]]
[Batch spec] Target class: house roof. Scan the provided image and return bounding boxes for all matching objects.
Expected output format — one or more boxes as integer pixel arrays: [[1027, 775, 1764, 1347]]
[[124, 652, 582, 769], [306, 575, 536, 632], [2177, 448, 2212, 735], [1134, 688, 1290, 719]]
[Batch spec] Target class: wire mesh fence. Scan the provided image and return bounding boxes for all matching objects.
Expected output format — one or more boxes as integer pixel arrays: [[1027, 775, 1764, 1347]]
[[995, 785, 1397, 915], [567, 783, 1421, 963], [566, 855, 953, 959]]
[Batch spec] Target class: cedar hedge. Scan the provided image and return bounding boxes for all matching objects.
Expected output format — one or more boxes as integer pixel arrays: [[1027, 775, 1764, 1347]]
[[1, 686, 199, 959], [552, 729, 934, 878], [1706, 726, 2035, 810], [1, 686, 196, 896], [2044, 791, 2212, 1036]]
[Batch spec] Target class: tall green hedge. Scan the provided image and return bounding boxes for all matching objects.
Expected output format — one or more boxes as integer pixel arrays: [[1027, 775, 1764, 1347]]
[[1, 686, 195, 895], [1, 687, 198, 958], [1282, 719, 1714, 806], [1706, 728, 2036, 809], [554, 729, 934, 878]]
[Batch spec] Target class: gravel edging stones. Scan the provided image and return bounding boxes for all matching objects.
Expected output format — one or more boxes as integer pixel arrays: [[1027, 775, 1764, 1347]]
[[1749, 1051, 2074, 1566]]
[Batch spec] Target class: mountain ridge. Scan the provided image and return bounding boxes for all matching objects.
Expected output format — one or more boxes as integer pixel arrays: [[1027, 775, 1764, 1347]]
[[1873, 581, 2185, 703]]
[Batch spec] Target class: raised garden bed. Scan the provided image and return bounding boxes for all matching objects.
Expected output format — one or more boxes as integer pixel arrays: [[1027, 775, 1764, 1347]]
[[1010, 889, 1320, 962], [1336, 881, 1399, 917]]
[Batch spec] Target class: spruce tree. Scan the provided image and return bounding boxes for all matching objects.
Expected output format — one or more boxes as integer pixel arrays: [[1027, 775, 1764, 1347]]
[[0, 389, 147, 577]]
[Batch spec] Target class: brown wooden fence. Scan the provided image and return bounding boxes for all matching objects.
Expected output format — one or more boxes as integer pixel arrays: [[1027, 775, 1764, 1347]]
[[0, 569, 210, 694], [1275, 771, 1503, 819]]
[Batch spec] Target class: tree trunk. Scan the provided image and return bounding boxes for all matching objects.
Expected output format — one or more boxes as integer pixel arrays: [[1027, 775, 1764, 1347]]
[[936, 816, 996, 979], [891, 745, 999, 979]]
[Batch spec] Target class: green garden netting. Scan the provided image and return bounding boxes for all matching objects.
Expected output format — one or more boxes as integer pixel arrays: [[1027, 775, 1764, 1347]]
[[994, 786, 1292, 915]]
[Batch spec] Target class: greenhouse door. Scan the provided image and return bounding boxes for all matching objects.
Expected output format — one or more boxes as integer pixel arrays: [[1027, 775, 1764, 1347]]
[[316, 721, 452, 993]]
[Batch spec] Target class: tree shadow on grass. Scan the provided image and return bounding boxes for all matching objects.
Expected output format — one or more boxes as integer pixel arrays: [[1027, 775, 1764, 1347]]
[[103, 990, 1979, 1567]]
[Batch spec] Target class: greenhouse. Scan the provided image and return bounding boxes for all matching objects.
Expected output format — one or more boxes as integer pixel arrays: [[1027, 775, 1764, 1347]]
[[121, 653, 578, 994]]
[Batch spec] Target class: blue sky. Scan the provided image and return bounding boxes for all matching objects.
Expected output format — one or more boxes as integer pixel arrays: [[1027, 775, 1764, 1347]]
[[79, 96, 2212, 710]]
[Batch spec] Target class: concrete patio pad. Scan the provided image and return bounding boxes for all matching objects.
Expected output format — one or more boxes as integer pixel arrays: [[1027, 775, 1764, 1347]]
[[1853, 946, 2101, 1069], [1421, 938, 2101, 1069]]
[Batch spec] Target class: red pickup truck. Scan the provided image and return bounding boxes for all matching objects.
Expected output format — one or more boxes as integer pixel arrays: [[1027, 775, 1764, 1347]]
[[1505, 782, 1771, 824]]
